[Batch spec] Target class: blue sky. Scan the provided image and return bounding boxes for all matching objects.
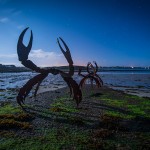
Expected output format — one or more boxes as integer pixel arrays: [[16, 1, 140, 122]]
[[0, 0, 150, 67]]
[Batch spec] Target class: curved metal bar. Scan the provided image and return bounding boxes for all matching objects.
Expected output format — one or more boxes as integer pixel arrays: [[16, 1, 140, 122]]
[[62, 76, 73, 97], [79, 61, 103, 89], [57, 37, 73, 65], [17, 27, 33, 61], [95, 73, 103, 86], [57, 37, 74, 77], [86, 62, 91, 74], [89, 63, 96, 75], [61, 75, 82, 107], [78, 67, 86, 77], [79, 75, 100, 88], [17, 73, 48, 107], [93, 61, 98, 73]]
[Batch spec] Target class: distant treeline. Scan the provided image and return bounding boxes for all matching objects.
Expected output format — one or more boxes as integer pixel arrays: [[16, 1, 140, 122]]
[[0, 64, 149, 73], [0, 64, 31, 72], [0, 64, 86, 73]]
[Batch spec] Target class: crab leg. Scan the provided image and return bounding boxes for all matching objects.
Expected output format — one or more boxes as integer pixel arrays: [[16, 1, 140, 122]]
[[57, 37, 82, 106], [57, 37, 74, 77], [95, 74, 103, 86], [79, 75, 101, 88], [17, 73, 48, 107], [78, 67, 86, 77]]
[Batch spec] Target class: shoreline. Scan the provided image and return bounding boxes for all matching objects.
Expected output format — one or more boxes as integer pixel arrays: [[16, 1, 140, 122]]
[[0, 84, 150, 102], [0, 84, 150, 104], [109, 86, 150, 98], [38, 85, 150, 98]]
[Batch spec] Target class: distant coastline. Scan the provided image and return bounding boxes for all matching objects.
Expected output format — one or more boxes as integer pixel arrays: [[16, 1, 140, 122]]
[[0, 64, 150, 73]]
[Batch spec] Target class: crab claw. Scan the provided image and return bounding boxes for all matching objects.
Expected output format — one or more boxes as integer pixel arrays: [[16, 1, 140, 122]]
[[57, 37, 73, 65], [93, 61, 98, 73], [17, 27, 33, 61], [87, 61, 97, 75]]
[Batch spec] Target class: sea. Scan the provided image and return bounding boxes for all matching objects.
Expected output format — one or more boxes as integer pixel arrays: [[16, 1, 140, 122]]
[[0, 70, 150, 101]]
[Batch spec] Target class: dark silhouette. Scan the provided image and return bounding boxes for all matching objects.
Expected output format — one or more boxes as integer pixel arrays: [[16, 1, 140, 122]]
[[78, 61, 103, 88], [17, 27, 82, 107]]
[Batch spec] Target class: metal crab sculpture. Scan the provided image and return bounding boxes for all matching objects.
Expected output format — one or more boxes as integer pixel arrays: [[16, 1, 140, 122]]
[[16, 27, 82, 107], [78, 61, 103, 88]]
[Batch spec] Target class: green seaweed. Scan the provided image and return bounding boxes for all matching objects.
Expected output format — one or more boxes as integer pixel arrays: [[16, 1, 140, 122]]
[[102, 98, 126, 107], [0, 104, 22, 114], [0, 128, 90, 150], [104, 110, 134, 119], [96, 91, 150, 119]]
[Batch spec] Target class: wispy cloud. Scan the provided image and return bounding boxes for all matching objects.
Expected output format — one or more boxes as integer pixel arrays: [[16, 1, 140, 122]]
[[0, 62, 20, 66], [17, 25, 25, 30], [29, 49, 66, 67], [29, 49, 62, 58], [0, 17, 9, 23], [0, 54, 19, 66], [0, 49, 68, 67]]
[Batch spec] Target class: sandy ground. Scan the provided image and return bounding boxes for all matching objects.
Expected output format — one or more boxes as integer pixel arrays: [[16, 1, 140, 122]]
[[37, 84, 150, 99]]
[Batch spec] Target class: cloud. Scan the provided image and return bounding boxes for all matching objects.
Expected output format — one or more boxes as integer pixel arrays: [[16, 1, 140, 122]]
[[0, 62, 20, 66], [0, 49, 68, 67], [0, 17, 9, 23], [17, 25, 25, 30], [0, 53, 20, 66], [29, 49, 62, 58], [29, 49, 67, 67]]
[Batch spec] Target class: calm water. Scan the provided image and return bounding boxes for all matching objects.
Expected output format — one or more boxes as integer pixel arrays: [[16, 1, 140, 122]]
[[0, 71, 150, 101]]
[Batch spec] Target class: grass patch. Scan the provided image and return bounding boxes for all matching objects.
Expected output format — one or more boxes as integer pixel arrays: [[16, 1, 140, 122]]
[[127, 105, 146, 116], [102, 98, 126, 107], [0, 104, 34, 131], [96, 91, 150, 119], [104, 110, 134, 119], [0, 113, 34, 130], [0, 128, 90, 150], [51, 97, 78, 113], [0, 104, 22, 114]]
